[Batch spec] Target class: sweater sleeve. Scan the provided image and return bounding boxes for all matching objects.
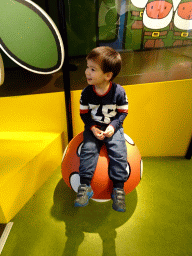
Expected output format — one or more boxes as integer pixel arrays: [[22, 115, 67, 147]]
[[110, 86, 128, 130], [80, 88, 96, 129]]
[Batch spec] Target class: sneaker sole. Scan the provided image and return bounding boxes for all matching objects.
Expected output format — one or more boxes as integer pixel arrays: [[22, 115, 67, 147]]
[[112, 204, 126, 212], [74, 191, 94, 207]]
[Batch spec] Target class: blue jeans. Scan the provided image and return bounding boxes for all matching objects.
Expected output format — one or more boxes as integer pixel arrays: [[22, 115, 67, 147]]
[[79, 127, 128, 187]]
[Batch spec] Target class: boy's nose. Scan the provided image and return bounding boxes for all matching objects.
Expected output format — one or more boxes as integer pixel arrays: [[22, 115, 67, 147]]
[[85, 69, 89, 76]]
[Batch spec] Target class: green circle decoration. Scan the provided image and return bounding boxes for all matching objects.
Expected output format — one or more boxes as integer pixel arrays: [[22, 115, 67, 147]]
[[0, 0, 64, 74]]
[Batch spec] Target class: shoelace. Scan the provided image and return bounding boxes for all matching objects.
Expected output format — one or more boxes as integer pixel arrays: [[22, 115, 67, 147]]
[[115, 189, 125, 201], [77, 185, 87, 197]]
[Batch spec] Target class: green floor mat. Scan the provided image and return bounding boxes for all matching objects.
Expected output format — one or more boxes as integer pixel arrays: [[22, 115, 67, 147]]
[[1, 157, 192, 256]]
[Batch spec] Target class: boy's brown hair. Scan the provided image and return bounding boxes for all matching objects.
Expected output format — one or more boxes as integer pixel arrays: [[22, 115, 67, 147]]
[[86, 46, 122, 81]]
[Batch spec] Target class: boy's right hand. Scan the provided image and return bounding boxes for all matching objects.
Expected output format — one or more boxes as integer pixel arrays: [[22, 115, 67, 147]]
[[91, 126, 105, 140]]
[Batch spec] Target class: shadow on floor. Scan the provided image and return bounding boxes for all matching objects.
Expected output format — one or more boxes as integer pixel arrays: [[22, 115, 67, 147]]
[[51, 179, 138, 256]]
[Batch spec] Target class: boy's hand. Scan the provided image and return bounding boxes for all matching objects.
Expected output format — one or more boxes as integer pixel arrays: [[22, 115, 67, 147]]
[[103, 125, 115, 138], [91, 126, 105, 140]]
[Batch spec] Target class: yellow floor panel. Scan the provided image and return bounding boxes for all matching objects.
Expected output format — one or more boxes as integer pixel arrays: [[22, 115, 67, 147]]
[[0, 132, 63, 223]]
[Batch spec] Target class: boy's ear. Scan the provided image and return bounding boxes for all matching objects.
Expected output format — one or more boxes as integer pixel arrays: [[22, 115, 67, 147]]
[[105, 72, 113, 81]]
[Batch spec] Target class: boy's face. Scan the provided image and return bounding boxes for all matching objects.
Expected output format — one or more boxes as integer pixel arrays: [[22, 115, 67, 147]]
[[85, 59, 112, 87]]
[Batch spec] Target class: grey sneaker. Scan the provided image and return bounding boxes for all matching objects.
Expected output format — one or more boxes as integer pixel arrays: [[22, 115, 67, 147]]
[[74, 184, 94, 207], [111, 188, 126, 212]]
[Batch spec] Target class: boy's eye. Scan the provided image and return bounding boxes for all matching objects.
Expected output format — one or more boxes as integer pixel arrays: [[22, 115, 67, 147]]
[[86, 66, 95, 72]]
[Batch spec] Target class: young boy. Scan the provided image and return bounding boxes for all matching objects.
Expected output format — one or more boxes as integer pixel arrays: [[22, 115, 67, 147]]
[[74, 46, 128, 212]]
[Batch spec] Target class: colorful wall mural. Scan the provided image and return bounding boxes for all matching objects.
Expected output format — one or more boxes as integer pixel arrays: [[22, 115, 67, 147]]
[[65, 0, 192, 56], [99, 0, 192, 50]]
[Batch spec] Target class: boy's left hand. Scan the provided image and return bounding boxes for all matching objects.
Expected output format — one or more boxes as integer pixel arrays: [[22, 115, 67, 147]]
[[103, 125, 115, 138]]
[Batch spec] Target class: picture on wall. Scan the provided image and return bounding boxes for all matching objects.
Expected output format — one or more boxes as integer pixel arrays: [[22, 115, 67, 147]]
[[98, 0, 192, 50], [65, 0, 192, 55]]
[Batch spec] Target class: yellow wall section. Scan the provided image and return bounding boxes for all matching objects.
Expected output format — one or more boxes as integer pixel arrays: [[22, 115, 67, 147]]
[[71, 79, 192, 157], [0, 92, 68, 145]]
